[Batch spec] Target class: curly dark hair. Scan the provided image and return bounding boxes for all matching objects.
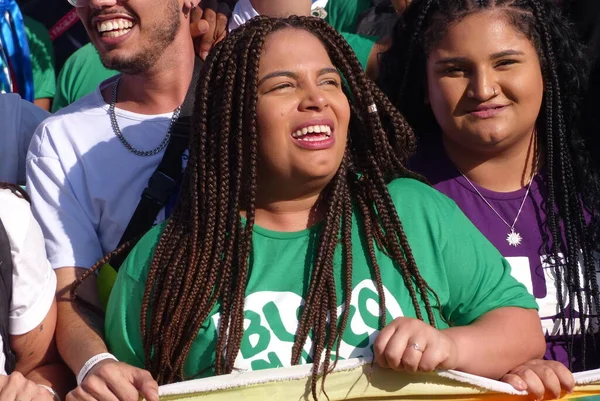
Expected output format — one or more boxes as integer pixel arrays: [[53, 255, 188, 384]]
[[379, 0, 600, 369], [73, 15, 444, 399]]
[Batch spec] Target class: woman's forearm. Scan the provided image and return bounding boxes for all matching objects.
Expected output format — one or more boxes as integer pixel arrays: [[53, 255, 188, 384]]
[[444, 307, 545, 378]]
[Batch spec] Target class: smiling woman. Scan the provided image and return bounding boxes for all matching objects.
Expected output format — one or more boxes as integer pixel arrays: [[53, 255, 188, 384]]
[[75, 15, 547, 401], [379, 0, 600, 399]]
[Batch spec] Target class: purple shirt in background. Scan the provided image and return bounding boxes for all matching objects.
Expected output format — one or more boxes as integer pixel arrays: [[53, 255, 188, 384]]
[[411, 138, 599, 371]]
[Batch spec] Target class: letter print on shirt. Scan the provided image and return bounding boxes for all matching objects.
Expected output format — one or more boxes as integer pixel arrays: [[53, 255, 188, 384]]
[[211, 280, 404, 372]]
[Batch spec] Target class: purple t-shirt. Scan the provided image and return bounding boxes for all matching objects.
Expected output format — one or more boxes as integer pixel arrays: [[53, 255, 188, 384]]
[[411, 139, 599, 371]]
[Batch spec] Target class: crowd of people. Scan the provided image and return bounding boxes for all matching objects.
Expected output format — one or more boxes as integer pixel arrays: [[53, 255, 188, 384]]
[[0, 0, 599, 400]]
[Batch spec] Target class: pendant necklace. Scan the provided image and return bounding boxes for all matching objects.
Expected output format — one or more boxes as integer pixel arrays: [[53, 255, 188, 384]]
[[460, 172, 535, 247]]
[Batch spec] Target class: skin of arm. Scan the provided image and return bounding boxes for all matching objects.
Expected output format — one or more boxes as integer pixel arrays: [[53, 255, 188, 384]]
[[10, 300, 75, 399], [366, 39, 391, 81], [54, 267, 158, 401], [250, 0, 311, 17], [55, 267, 107, 375], [444, 307, 546, 378], [33, 98, 52, 112]]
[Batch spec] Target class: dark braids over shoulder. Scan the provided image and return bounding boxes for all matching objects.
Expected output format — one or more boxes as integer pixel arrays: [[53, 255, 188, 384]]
[[380, 0, 600, 369], [72, 15, 445, 399]]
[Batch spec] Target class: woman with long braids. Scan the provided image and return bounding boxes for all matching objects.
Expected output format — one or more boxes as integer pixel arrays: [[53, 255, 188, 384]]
[[379, 0, 600, 398], [88, 15, 544, 400]]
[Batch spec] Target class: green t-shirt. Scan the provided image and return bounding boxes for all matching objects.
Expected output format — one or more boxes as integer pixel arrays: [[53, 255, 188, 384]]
[[324, 0, 377, 69], [105, 178, 537, 377], [52, 43, 117, 112], [23, 16, 55, 100]]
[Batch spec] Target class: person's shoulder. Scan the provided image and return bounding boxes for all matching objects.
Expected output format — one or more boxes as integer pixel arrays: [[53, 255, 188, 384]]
[[387, 177, 455, 208], [29, 87, 112, 157], [41, 79, 116, 127], [23, 15, 50, 39], [0, 188, 33, 240], [0, 93, 48, 131], [0, 92, 27, 112]]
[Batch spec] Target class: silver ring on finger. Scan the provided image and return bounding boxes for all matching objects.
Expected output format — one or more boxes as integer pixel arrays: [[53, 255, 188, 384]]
[[407, 343, 423, 352]]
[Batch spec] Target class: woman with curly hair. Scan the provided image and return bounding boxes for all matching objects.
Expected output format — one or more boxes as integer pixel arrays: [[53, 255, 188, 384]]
[[80, 15, 545, 401], [379, 0, 600, 398]]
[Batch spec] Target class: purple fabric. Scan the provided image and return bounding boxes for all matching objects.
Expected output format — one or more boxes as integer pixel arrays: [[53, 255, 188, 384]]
[[411, 138, 599, 371]]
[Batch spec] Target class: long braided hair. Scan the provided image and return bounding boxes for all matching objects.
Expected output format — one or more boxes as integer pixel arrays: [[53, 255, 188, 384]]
[[136, 15, 443, 395], [380, 0, 600, 369]]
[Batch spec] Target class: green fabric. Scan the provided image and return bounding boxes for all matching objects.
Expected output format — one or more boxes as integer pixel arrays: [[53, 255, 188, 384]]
[[97, 263, 118, 310], [23, 16, 55, 100], [52, 43, 117, 112], [49, 2, 376, 110], [325, 0, 377, 68], [105, 178, 538, 377]]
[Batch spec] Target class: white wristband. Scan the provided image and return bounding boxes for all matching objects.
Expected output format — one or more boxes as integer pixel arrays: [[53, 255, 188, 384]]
[[38, 385, 61, 401], [77, 353, 119, 385]]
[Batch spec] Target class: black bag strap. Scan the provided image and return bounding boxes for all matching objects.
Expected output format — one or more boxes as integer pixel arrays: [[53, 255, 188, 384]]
[[0, 218, 16, 374], [111, 57, 203, 270]]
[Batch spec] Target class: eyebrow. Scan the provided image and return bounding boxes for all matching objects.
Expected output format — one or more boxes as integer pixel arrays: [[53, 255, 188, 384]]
[[257, 67, 340, 86], [435, 49, 526, 65]]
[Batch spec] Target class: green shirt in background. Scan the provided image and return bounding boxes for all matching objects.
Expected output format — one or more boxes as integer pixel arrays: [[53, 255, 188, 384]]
[[51, 43, 117, 113], [51, 2, 378, 111], [323, 0, 377, 69], [105, 178, 538, 377], [23, 16, 55, 100]]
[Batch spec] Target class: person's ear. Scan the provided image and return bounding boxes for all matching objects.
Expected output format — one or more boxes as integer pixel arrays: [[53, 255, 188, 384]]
[[183, 0, 196, 15]]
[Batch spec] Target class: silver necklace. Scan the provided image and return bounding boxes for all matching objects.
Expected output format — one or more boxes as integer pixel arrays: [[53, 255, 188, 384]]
[[460, 172, 535, 247], [109, 76, 182, 157]]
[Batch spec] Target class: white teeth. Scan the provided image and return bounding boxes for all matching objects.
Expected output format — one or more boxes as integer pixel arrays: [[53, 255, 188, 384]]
[[97, 19, 134, 33], [104, 29, 132, 38], [291, 125, 332, 140]]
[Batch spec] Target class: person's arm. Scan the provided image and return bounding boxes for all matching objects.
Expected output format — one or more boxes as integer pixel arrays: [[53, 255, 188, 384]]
[[11, 301, 75, 399], [11, 301, 57, 377], [33, 98, 52, 112], [2, 190, 71, 399], [375, 186, 545, 378], [54, 267, 106, 375], [374, 307, 544, 379], [55, 266, 158, 401], [26, 125, 158, 401], [251, 0, 311, 17], [444, 307, 544, 378], [366, 39, 391, 81]]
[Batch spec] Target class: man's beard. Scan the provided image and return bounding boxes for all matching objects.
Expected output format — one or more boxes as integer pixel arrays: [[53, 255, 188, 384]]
[[97, 0, 181, 74]]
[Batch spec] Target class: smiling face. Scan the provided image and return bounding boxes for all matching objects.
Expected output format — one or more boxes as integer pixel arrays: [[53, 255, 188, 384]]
[[426, 10, 544, 154], [255, 28, 350, 191], [77, 0, 182, 74]]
